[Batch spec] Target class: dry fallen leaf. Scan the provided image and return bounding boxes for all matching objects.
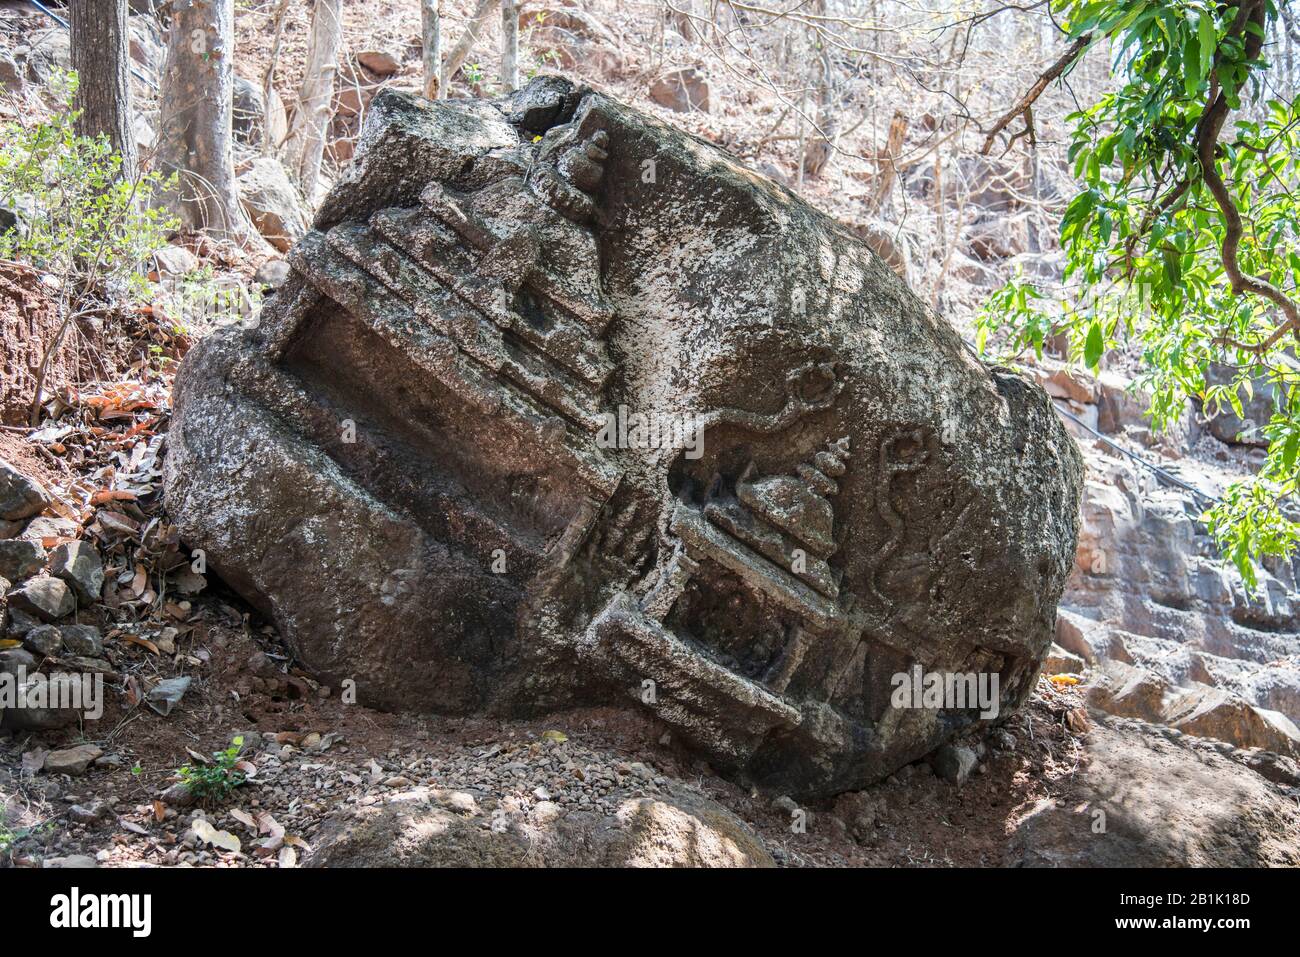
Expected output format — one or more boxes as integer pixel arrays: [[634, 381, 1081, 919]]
[[278, 845, 297, 868], [229, 809, 257, 831], [192, 818, 241, 854], [1065, 708, 1091, 734], [152, 801, 165, 822], [122, 633, 160, 655], [90, 489, 137, 505]]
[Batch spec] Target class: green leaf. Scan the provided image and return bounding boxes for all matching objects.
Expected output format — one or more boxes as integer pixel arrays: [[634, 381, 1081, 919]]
[[1183, 30, 1202, 97], [1282, 432, 1300, 472], [1198, 12, 1215, 77], [1084, 322, 1105, 369]]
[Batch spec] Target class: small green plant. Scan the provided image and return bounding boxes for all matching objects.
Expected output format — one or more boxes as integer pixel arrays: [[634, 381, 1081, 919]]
[[157, 261, 260, 333], [463, 62, 485, 86], [0, 71, 178, 423], [0, 818, 55, 861], [176, 735, 248, 805]]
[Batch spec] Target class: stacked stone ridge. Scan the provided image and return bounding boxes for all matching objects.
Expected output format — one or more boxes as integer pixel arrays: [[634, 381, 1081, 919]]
[[165, 75, 1084, 798]]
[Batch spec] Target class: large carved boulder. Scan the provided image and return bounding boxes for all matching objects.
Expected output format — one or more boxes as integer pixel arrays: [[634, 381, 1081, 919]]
[[165, 76, 1083, 799]]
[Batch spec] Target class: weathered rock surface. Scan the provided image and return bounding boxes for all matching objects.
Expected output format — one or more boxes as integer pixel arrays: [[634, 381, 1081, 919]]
[[48, 540, 104, 604], [1, 673, 94, 731], [166, 76, 1082, 799], [1006, 717, 1300, 866], [238, 157, 310, 252], [0, 457, 47, 520], [43, 744, 103, 776], [0, 538, 44, 580], [232, 74, 267, 145], [649, 67, 712, 113], [6, 576, 74, 621], [59, 623, 103, 658], [306, 783, 774, 867], [1013, 356, 1300, 762]]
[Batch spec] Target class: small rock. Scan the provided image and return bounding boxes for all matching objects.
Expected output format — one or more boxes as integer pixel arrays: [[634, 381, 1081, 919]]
[[7, 577, 76, 621], [44, 744, 104, 776], [63, 657, 115, 676], [0, 458, 48, 521], [771, 794, 799, 815], [0, 647, 37, 676], [145, 675, 192, 716], [232, 74, 267, 144], [444, 791, 479, 816], [532, 800, 563, 824], [21, 515, 79, 542], [254, 258, 291, 289], [649, 67, 712, 113], [0, 518, 26, 539], [21, 624, 62, 656], [930, 743, 979, 786], [356, 49, 401, 76], [48, 541, 104, 604], [238, 157, 309, 252], [1042, 642, 1086, 676], [41, 854, 98, 868], [0, 53, 23, 95], [60, 624, 103, 657], [4, 607, 38, 639], [0, 539, 45, 580], [152, 243, 198, 279], [68, 801, 105, 824], [160, 782, 195, 807], [988, 727, 1017, 752]]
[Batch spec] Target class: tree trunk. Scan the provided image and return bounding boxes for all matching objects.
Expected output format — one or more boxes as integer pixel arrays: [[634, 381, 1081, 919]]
[[70, 0, 136, 180], [422, 0, 442, 99], [868, 111, 909, 212], [500, 0, 518, 93], [155, 0, 248, 238], [442, 0, 501, 93], [802, 45, 837, 179], [262, 0, 292, 156], [285, 0, 342, 202]]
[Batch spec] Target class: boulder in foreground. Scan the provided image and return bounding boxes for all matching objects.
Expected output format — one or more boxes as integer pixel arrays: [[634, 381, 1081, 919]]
[[166, 76, 1083, 799]]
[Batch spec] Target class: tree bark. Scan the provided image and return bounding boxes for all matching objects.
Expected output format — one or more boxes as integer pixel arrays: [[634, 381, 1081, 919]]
[[802, 44, 837, 179], [285, 0, 342, 201], [70, 0, 136, 180], [155, 0, 249, 238], [262, 0, 292, 156], [442, 0, 501, 93], [422, 0, 442, 99], [868, 111, 908, 212], [500, 0, 518, 93]]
